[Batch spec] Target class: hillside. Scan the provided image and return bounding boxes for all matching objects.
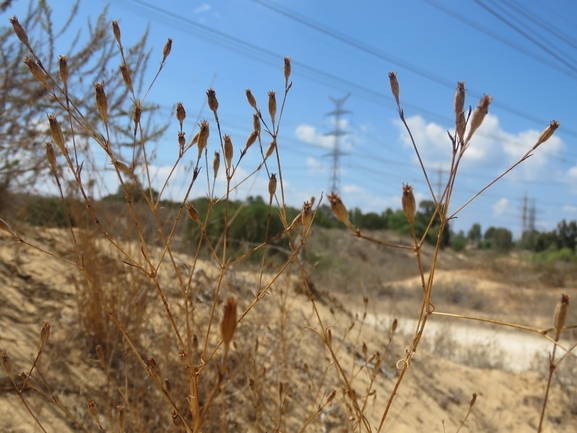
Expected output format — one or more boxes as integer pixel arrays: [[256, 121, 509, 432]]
[[0, 225, 576, 432]]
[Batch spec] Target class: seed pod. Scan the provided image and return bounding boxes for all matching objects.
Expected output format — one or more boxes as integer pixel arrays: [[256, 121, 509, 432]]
[[10, 16, 31, 51], [224, 135, 233, 170], [213, 151, 220, 178], [2, 350, 14, 383], [58, 56, 69, 90], [46, 142, 57, 171], [284, 57, 291, 87], [133, 104, 142, 135], [148, 357, 161, 382], [388, 71, 400, 107], [93, 82, 108, 125], [176, 102, 186, 128], [243, 130, 258, 155], [178, 349, 189, 367], [302, 201, 313, 232], [24, 57, 49, 89], [553, 294, 569, 341], [197, 120, 209, 158], [40, 321, 50, 347], [265, 140, 276, 159], [207, 88, 218, 115], [47, 114, 65, 153], [253, 114, 261, 135], [172, 411, 184, 427], [391, 318, 398, 333], [268, 173, 277, 199], [162, 38, 172, 63], [112, 20, 121, 45], [178, 132, 186, 150], [117, 405, 125, 432], [86, 399, 100, 423], [268, 91, 276, 125], [456, 110, 466, 144], [186, 204, 201, 225], [469, 393, 477, 407], [221, 297, 237, 346], [0, 218, 16, 237], [465, 94, 492, 144], [402, 183, 416, 225], [328, 192, 355, 231], [454, 81, 465, 120], [119, 63, 133, 94], [246, 89, 258, 111], [534, 120, 560, 149]]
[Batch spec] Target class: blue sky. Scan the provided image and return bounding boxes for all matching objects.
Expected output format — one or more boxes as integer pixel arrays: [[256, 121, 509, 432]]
[[7, 0, 577, 238]]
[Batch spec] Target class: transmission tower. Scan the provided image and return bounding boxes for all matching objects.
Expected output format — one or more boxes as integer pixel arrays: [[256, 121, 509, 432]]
[[323, 93, 351, 194]]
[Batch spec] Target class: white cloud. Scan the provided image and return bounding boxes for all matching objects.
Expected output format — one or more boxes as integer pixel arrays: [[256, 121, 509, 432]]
[[193, 4, 211, 14], [295, 121, 354, 150], [492, 198, 509, 216], [306, 157, 325, 174], [393, 113, 565, 182], [563, 205, 577, 213]]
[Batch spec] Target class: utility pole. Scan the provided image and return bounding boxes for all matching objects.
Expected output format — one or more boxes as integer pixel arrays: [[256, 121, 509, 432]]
[[528, 198, 536, 232], [521, 193, 528, 237], [323, 94, 351, 194]]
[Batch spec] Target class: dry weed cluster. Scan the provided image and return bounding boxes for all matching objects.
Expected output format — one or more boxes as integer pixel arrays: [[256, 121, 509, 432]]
[[0, 13, 575, 433]]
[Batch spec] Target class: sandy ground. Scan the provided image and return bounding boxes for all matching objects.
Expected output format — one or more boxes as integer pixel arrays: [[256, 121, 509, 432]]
[[0, 228, 576, 432]]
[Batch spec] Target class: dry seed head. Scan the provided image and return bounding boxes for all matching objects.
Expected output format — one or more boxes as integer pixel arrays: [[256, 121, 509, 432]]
[[268, 173, 277, 199], [456, 110, 466, 144], [246, 89, 258, 111], [148, 357, 161, 382], [265, 139, 276, 159], [112, 20, 121, 45], [553, 293, 569, 341], [119, 63, 133, 94], [454, 81, 465, 119], [253, 113, 261, 135], [2, 350, 13, 381], [328, 192, 353, 229], [197, 120, 209, 158], [162, 38, 172, 63], [402, 183, 416, 225], [164, 378, 171, 393], [244, 130, 258, 155], [0, 218, 15, 237], [284, 57, 291, 86], [302, 201, 313, 231], [172, 411, 184, 427], [10, 16, 31, 51], [93, 82, 108, 124], [58, 56, 68, 89], [221, 297, 238, 346], [535, 120, 560, 149], [470, 393, 477, 407], [178, 349, 189, 366], [224, 135, 233, 170], [117, 406, 125, 431], [268, 90, 277, 125], [133, 102, 142, 128], [176, 102, 186, 128], [46, 142, 57, 171], [388, 71, 400, 107], [24, 57, 49, 89], [207, 88, 219, 114], [213, 151, 220, 178], [86, 399, 100, 422], [465, 94, 492, 143], [178, 132, 186, 149], [391, 318, 398, 333], [186, 204, 201, 225], [47, 113, 66, 152], [40, 321, 51, 347]]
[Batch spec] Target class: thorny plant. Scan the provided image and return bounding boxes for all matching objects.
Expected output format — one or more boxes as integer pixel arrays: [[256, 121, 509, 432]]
[[0, 11, 575, 433]]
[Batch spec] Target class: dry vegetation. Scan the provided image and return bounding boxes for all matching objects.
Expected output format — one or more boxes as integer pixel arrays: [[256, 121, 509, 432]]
[[0, 10, 576, 433]]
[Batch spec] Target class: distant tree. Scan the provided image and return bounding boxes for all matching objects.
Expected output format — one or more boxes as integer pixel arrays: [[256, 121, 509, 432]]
[[557, 220, 577, 251], [483, 226, 513, 253], [467, 223, 482, 245]]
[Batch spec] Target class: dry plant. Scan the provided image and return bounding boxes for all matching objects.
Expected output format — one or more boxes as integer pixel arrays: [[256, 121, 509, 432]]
[[1, 9, 575, 433]]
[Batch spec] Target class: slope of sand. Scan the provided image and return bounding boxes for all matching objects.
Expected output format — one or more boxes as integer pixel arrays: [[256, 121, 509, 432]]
[[0, 227, 575, 432]]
